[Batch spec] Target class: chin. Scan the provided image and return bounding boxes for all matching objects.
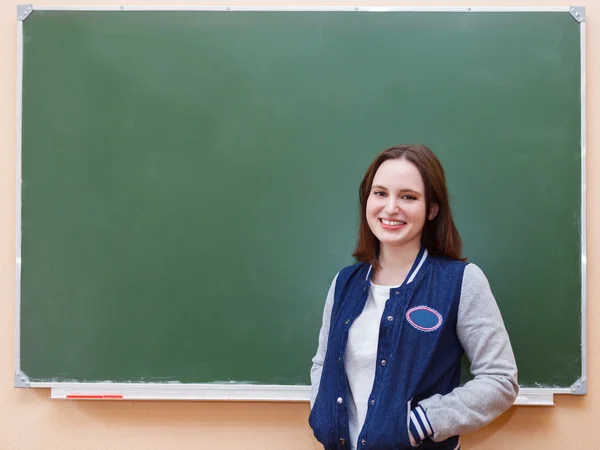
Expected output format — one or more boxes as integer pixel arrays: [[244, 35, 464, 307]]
[[378, 234, 420, 249]]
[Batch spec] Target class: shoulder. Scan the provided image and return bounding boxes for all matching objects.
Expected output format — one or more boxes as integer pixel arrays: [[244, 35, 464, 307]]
[[332, 262, 370, 301], [337, 261, 369, 283], [461, 263, 492, 291], [429, 254, 469, 267], [458, 263, 498, 313], [427, 255, 469, 277], [456, 264, 508, 342]]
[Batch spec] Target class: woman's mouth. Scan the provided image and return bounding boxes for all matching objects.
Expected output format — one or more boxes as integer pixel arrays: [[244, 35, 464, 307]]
[[379, 218, 407, 229]]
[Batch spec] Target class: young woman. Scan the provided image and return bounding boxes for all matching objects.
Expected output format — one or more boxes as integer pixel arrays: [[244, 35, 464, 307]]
[[309, 145, 518, 450]]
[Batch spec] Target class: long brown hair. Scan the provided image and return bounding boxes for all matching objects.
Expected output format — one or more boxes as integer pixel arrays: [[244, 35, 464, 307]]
[[352, 144, 465, 266]]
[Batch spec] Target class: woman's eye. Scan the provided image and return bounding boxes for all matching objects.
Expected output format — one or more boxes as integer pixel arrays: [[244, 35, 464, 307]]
[[402, 195, 417, 200], [373, 191, 386, 197]]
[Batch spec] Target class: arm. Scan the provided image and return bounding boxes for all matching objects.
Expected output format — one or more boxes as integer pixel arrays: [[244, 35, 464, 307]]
[[410, 263, 519, 444], [310, 274, 338, 409]]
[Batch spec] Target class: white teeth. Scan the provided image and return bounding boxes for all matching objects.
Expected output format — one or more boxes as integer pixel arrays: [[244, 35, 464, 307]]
[[381, 219, 405, 226]]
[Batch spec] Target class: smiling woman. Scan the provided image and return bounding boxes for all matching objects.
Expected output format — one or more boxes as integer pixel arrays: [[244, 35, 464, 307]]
[[308, 145, 519, 450], [365, 158, 432, 264]]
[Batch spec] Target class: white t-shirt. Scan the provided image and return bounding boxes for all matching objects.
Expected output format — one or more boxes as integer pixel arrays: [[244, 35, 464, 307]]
[[345, 283, 396, 449]]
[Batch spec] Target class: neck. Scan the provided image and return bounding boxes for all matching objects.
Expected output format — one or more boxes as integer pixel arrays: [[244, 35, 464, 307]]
[[379, 241, 421, 271], [373, 241, 422, 285]]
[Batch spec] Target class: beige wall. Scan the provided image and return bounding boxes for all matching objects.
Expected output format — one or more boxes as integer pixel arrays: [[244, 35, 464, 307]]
[[1, 0, 597, 448]]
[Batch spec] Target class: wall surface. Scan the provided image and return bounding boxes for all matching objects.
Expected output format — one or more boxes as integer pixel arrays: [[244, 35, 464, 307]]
[[1, 0, 597, 448]]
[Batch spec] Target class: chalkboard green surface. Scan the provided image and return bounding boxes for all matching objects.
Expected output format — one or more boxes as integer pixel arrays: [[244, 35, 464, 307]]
[[19, 10, 582, 389]]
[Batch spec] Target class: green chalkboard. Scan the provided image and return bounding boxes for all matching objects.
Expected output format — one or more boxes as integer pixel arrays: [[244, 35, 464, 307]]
[[19, 10, 583, 390]]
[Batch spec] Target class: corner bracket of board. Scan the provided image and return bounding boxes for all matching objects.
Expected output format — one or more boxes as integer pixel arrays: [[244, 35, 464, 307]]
[[570, 6, 585, 22], [14, 371, 30, 388], [17, 4, 33, 21], [570, 377, 587, 395]]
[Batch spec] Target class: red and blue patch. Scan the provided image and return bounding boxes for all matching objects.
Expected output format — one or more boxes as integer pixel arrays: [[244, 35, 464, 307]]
[[406, 306, 443, 332]]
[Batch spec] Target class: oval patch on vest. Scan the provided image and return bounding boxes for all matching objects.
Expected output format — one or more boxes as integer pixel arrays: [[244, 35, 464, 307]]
[[406, 306, 443, 332]]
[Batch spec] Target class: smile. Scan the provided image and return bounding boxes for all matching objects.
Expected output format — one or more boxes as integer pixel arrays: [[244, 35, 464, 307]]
[[380, 219, 406, 226]]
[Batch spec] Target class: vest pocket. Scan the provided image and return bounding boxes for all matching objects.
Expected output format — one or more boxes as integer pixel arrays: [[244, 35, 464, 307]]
[[308, 396, 334, 447]]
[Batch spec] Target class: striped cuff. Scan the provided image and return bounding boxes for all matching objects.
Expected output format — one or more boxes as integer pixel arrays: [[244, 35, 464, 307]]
[[409, 405, 433, 447]]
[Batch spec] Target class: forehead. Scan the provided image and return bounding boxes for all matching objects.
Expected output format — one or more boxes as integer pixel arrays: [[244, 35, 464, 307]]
[[372, 158, 425, 191]]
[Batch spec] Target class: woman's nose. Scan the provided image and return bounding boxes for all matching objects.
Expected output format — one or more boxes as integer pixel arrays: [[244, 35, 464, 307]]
[[384, 197, 399, 214]]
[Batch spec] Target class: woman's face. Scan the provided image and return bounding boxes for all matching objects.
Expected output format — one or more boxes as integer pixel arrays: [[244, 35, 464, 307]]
[[366, 158, 437, 251]]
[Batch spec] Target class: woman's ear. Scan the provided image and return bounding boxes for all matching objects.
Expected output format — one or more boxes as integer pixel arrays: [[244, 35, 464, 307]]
[[428, 203, 439, 220]]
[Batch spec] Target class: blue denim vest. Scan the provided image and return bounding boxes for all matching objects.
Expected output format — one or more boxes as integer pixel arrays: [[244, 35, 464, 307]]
[[309, 246, 468, 449]]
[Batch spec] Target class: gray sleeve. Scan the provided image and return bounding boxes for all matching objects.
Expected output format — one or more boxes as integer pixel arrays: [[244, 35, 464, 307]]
[[310, 274, 338, 409], [418, 263, 519, 442]]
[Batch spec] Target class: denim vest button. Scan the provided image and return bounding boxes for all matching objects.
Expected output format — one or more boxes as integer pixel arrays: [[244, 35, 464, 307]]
[[344, 318, 350, 325], [337, 397, 343, 404], [395, 290, 400, 295], [370, 399, 375, 405], [361, 438, 367, 445], [387, 315, 393, 321], [381, 359, 387, 366], [339, 438, 345, 445]]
